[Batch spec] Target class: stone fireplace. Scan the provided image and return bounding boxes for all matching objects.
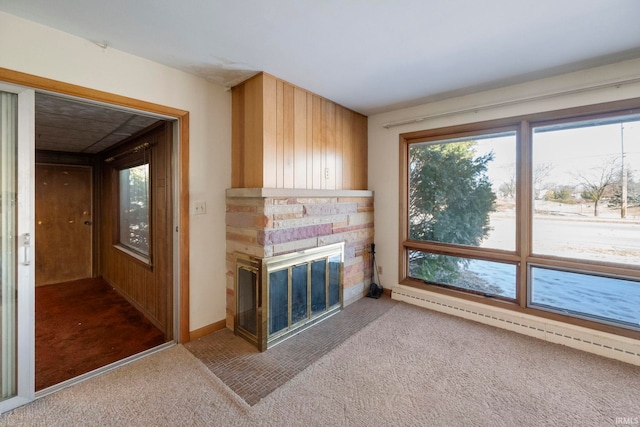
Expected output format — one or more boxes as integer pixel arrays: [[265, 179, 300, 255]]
[[225, 188, 374, 350], [227, 72, 371, 349]]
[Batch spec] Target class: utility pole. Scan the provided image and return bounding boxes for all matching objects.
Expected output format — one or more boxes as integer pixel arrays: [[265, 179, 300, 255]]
[[621, 123, 627, 219]]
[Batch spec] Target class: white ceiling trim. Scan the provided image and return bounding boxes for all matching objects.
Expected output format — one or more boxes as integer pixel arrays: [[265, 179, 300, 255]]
[[382, 75, 640, 129]]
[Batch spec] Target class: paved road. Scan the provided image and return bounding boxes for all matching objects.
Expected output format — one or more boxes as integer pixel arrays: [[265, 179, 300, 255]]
[[482, 215, 640, 264]]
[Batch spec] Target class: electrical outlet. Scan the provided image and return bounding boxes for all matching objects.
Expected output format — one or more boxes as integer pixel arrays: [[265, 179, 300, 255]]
[[194, 201, 207, 215], [377, 265, 383, 275], [325, 168, 330, 179]]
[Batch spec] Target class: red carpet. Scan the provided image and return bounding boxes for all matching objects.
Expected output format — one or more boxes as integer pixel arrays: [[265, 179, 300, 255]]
[[36, 277, 166, 391]]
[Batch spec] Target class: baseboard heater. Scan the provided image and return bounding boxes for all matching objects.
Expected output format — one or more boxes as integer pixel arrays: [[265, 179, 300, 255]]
[[235, 242, 344, 351], [393, 286, 640, 367]]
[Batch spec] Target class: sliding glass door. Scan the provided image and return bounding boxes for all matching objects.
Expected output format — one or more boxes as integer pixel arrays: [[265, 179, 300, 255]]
[[0, 84, 35, 412]]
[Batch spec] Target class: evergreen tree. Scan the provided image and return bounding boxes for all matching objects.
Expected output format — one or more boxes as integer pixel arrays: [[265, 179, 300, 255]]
[[408, 141, 495, 283]]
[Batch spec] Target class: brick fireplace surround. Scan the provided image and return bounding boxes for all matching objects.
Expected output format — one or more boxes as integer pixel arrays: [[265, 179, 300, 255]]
[[225, 188, 374, 330]]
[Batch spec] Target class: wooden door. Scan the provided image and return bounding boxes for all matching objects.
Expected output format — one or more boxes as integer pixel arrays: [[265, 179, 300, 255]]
[[35, 164, 93, 286]]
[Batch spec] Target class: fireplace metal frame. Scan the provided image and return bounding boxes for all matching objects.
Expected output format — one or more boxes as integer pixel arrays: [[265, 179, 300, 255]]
[[234, 242, 345, 351], [234, 253, 264, 349]]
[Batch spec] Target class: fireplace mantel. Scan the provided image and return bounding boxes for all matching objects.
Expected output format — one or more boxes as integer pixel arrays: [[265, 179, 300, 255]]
[[226, 188, 374, 199]]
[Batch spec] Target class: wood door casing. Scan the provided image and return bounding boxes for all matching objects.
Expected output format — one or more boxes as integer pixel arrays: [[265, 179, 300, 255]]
[[1, 67, 191, 342], [35, 164, 93, 286]]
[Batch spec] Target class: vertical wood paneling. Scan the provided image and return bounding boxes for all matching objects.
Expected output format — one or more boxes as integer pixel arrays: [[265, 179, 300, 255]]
[[312, 95, 324, 189], [244, 76, 265, 188], [306, 92, 314, 188], [293, 87, 307, 189], [231, 85, 244, 187], [354, 113, 368, 189], [275, 79, 284, 188], [35, 164, 93, 286], [341, 108, 354, 189], [335, 106, 344, 190], [231, 72, 368, 191], [283, 83, 295, 188], [262, 74, 277, 188], [100, 123, 172, 336], [324, 98, 336, 190]]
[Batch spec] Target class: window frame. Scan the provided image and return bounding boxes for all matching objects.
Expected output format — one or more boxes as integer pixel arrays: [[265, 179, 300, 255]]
[[399, 98, 640, 340], [112, 153, 153, 267]]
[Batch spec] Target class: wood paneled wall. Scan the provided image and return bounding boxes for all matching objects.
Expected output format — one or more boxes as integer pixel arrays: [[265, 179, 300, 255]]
[[232, 73, 368, 190], [35, 164, 93, 286], [100, 123, 173, 338]]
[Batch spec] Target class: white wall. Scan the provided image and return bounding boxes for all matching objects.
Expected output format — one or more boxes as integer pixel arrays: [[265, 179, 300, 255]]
[[0, 11, 231, 332], [368, 58, 640, 292], [3, 9, 640, 335]]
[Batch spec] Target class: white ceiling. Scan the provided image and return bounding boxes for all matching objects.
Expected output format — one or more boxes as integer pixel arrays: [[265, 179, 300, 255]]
[[2, 0, 640, 116]]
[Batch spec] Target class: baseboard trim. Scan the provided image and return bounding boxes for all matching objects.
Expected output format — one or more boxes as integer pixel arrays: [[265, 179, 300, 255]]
[[189, 319, 227, 341], [392, 285, 640, 366], [102, 277, 166, 334]]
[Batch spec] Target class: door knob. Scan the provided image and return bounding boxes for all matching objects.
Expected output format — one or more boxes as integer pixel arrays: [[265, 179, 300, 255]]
[[84, 221, 92, 225]]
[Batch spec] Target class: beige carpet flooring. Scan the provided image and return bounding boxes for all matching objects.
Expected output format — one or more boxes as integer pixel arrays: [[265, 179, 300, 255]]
[[185, 294, 397, 405], [2, 302, 639, 426]]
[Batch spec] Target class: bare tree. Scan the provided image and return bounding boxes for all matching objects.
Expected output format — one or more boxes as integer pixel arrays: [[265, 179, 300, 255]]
[[575, 157, 619, 217], [499, 169, 516, 199], [533, 162, 553, 199], [500, 162, 553, 200]]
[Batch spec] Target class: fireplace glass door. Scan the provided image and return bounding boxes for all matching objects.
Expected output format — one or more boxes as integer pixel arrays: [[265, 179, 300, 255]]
[[266, 243, 344, 347], [237, 266, 258, 336], [235, 255, 261, 345], [235, 243, 344, 351]]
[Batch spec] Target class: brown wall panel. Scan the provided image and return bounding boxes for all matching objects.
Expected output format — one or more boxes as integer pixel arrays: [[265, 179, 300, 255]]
[[335, 105, 344, 190], [311, 95, 324, 189], [306, 92, 314, 189], [231, 85, 244, 187], [231, 72, 368, 190], [275, 78, 284, 188], [341, 108, 354, 189], [293, 87, 308, 189], [322, 99, 338, 190], [248, 75, 265, 188], [283, 82, 295, 188], [100, 123, 173, 336], [35, 164, 93, 286], [353, 110, 368, 189], [262, 74, 278, 188]]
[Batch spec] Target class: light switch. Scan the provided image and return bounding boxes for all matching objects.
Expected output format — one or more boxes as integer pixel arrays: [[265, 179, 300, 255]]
[[194, 201, 207, 215]]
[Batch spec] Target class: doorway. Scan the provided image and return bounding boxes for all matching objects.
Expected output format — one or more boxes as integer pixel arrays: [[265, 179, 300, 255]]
[[32, 94, 175, 391], [0, 69, 190, 412]]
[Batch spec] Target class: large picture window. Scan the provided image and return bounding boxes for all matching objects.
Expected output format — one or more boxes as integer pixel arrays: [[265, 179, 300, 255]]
[[531, 116, 640, 266], [405, 127, 519, 301], [408, 131, 517, 251], [401, 101, 640, 337]]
